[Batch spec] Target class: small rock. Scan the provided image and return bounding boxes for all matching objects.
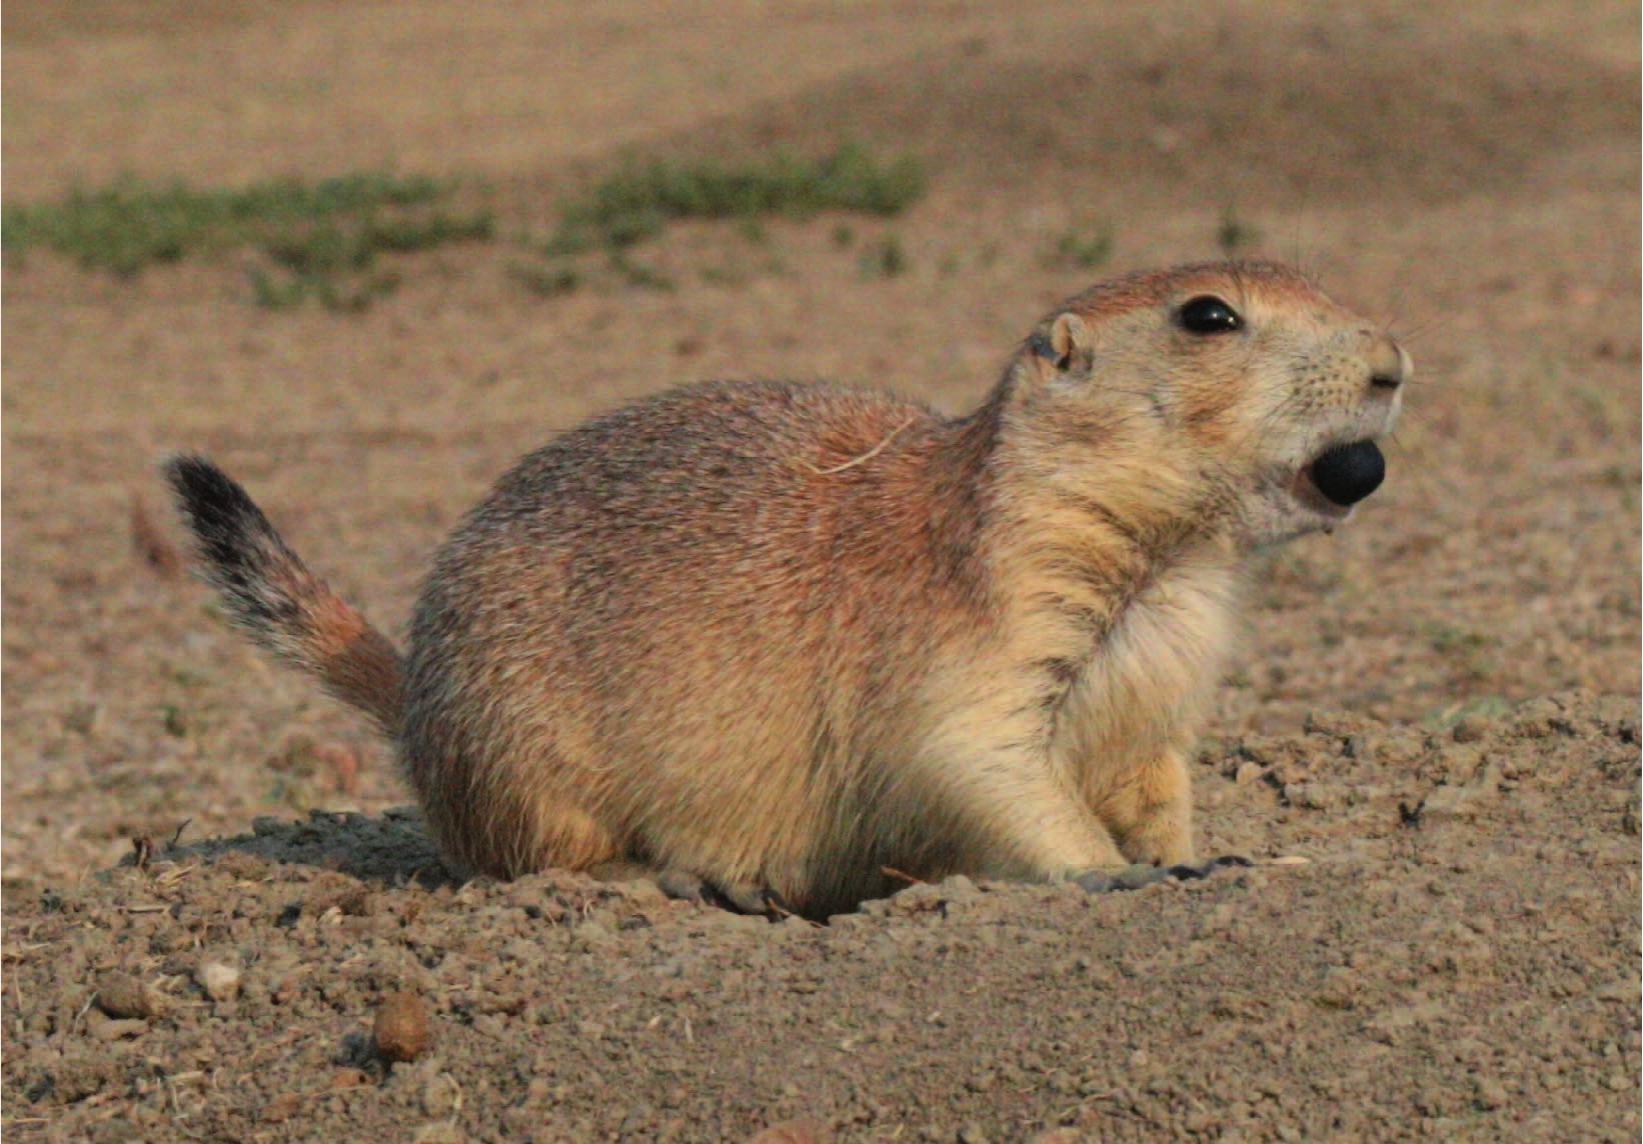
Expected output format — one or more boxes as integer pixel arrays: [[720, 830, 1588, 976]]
[[957, 1124, 988, 1144], [331, 1068, 370, 1089], [95, 972, 164, 1020], [1234, 761, 1266, 786], [374, 991, 433, 1063], [196, 960, 242, 1003]]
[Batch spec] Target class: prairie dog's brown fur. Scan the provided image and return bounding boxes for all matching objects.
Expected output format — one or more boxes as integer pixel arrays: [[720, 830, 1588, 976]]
[[168, 260, 1407, 918]]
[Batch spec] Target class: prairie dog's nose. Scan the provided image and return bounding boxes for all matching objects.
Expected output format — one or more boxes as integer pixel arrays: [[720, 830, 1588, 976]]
[[1366, 332, 1410, 390]]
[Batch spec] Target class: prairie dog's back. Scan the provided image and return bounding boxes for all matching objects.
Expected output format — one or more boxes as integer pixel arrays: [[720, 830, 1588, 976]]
[[400, 380, 994, 903]]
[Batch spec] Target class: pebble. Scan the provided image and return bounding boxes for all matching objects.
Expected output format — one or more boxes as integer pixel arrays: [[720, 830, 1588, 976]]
[[196, 960, 242, 1003], [374, 991, 433, 1063], [95, 972, 165, 1020]]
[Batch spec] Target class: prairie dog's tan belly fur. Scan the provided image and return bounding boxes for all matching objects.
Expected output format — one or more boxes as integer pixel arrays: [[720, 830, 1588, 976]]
[[167, 260, 1408, 919]]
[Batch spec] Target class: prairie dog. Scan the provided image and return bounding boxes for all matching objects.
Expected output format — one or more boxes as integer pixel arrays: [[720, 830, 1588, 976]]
[[168, 260, 1406, 918]]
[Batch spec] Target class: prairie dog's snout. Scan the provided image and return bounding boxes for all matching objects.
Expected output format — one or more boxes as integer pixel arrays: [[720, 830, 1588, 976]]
[[1366, 331, 1412, 392], [168, 259, 1409, 918]]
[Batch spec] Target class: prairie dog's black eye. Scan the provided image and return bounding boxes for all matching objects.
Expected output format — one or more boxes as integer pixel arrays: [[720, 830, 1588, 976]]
[[1178, 295, 1242, 334]]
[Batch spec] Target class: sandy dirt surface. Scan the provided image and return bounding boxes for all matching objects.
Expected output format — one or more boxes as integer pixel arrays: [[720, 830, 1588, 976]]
[[3, 1, 1639, 1140]]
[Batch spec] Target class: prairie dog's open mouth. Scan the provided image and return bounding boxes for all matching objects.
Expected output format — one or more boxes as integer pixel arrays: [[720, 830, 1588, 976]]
[[1295, 440, 1386, 513]]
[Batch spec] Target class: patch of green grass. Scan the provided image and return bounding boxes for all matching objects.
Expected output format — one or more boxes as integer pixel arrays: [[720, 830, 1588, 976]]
[[248, 267, 403, 313], [508, 144, 925, 298], [550, 142, 926, 254], [14, 148, 931, 306], [4, 172, 493, 309], [1047, 224, 1114, 270]]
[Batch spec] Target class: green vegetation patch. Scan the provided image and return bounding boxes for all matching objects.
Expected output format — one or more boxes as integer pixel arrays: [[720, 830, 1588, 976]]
[[3, 172, 493, 308], [5, 145, 928, 306], [547, 142, 926, 256], [512, 142, 928, 295]]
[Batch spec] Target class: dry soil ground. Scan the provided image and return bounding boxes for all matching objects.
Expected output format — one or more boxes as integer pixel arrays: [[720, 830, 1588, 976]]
[[3, 1, 1640, 1141]]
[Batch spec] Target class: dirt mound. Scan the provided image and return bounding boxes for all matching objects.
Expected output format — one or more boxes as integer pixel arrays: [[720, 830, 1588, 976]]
[[3, 692, 1636, 1141], [677, 8, 1637, 208]]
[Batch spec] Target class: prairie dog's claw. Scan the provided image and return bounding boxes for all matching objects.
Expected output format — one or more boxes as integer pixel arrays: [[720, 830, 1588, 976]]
[[654, 869, 785, 917], [1072, 855, 1251, 894], [710, 881, 787, 917]]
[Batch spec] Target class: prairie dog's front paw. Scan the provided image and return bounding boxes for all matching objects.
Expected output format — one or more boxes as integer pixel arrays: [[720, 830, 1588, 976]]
[[1114, 810, 1195, 868]]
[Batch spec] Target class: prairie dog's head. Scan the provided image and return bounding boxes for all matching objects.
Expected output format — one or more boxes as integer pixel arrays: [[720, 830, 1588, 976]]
[[1012, 259, 1407, 549]]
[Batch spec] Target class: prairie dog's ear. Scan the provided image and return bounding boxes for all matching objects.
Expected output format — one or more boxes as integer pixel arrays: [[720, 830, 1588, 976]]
[[1027, 312, 1094, 386]]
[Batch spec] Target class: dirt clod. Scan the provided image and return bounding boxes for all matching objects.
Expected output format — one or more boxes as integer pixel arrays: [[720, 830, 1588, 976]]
[[93, 973, 164, 1021], [374, 991, 434, 1063], [196, 960, 241, 1003]]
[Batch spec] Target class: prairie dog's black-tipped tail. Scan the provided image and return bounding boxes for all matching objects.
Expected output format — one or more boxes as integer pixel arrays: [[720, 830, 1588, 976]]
[[164, 456, 403, 736]]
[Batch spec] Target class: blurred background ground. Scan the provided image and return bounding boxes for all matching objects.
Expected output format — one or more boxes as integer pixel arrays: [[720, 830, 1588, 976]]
[[2, 1, 1639, 1140]]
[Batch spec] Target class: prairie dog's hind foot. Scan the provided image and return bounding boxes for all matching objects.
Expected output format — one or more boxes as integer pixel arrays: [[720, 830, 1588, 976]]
[[654, 869, 792, 917], [588, 861, 788, 918], [1071, 854, 1251, 894]]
